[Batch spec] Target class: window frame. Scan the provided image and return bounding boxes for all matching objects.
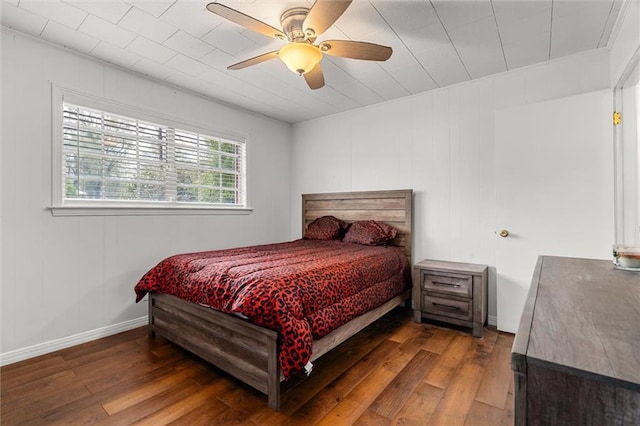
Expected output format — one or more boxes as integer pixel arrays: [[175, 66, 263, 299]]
[[49, 86, 251, 216]]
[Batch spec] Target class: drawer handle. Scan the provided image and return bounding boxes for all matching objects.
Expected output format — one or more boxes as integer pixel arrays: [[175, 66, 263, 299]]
[[433, 281, 461, 288], [432, 302, 460, 311]]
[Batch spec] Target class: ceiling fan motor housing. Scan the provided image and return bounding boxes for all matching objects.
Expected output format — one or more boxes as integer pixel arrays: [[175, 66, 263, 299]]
[[280, 7, 312, 42]]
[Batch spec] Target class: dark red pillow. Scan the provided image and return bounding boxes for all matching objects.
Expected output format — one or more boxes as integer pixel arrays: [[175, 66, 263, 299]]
[[304, 216, 347, 240], [343, 220, 398, 245]]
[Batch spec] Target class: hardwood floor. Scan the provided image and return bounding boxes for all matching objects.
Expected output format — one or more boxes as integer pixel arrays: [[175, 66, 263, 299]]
[[1, 309, 514, 425]]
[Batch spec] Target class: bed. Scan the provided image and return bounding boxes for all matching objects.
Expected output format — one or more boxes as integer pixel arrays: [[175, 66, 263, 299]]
[[136, 189, 413, 410]]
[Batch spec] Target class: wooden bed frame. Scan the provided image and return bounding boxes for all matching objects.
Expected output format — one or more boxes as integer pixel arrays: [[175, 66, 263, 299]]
[[148, 189, 413, 410]]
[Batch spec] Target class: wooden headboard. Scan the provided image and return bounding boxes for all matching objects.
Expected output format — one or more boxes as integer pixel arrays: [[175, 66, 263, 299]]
[[301, 189, 413, 263]]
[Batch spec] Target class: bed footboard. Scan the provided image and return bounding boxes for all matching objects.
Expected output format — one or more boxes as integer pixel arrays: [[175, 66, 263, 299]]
[[149, 289, 410, 411], [149, 292, 281, 410]]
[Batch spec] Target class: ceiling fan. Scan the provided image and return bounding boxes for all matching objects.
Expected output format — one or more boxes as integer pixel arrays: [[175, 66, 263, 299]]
[[206, 0, 393, 90]]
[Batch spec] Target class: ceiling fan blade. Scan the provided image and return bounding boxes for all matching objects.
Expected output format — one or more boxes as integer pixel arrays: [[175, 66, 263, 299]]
[[303, 0, 352, 38], [319, 40, 392, 61], [206, 2, 287, 40], [304, 63, 325, 89], [227, 51, 279, 70]]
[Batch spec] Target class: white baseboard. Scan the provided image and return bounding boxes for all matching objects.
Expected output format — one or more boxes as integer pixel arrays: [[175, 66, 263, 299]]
[[0, 316, 148, 367], [488, 314, 497, 327]]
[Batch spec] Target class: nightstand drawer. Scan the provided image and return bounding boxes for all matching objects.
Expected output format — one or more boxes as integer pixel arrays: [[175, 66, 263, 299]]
[[422, 273, 472, 298], [422, 294, 472, 321]]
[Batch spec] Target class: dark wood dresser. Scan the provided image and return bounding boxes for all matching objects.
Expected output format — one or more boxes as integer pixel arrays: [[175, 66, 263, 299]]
[[512, 256, 640, 425]]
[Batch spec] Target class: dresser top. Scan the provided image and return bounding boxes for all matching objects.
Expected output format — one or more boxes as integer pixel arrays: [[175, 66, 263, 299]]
[[512, 256, 640, 389]]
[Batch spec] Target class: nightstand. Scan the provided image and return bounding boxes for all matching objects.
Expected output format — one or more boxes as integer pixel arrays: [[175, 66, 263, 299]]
[[413, 259, 488, 337]]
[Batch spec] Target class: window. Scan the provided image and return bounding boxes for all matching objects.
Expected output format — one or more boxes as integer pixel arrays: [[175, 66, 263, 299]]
[[50, 90, 248, 215]]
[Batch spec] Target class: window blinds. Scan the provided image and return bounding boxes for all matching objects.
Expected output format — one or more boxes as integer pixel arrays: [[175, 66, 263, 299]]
[[62, 103, 245, 206]]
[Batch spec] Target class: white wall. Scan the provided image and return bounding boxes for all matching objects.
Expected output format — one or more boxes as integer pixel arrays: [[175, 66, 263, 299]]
[[0, 30, 292, 361], [290, 49, 612, 323]]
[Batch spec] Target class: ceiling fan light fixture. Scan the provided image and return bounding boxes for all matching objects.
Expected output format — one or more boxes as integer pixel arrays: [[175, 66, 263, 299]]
[[278, 42, 322, 75]]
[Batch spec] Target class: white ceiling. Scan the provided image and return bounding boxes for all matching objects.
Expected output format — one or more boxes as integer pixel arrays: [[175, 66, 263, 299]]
[[1, 0, 624, 123]]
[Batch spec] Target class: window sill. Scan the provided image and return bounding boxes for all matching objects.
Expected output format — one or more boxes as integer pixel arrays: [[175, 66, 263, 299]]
[[47, 204, 253, 217]]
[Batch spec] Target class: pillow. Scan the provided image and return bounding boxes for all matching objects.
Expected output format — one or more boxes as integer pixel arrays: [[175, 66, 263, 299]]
[[343, 220, 398, 245], [304, 215, 347, 240]]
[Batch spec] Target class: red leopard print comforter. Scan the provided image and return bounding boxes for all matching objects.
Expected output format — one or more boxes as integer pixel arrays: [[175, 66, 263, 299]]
[[134, 239, 410, 379]]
